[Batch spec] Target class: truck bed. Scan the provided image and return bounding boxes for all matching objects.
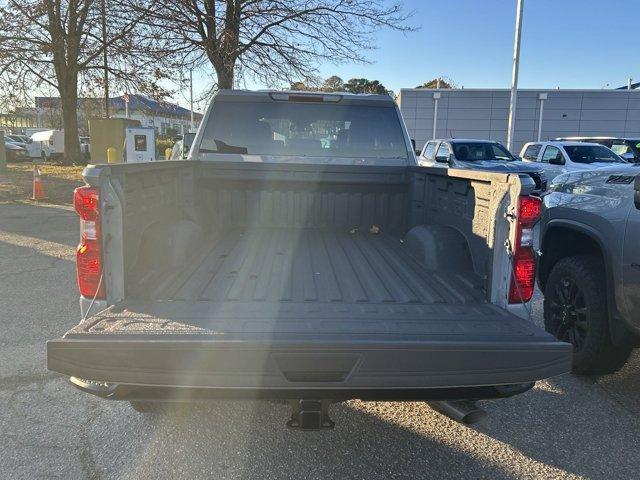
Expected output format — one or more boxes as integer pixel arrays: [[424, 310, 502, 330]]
[[74, 227, 515, 338], [49, 230, 571, 390]]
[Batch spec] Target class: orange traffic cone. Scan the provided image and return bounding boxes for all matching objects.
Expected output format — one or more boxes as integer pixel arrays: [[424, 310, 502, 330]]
[[32, 165, 45, 200]]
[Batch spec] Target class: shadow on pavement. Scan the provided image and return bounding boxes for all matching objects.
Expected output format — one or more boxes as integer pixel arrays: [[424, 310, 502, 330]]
[[0, 203, 77, 249], [588, 350, 640, 414], [85, 398, 537, 480], [473, 373, 640, 479]]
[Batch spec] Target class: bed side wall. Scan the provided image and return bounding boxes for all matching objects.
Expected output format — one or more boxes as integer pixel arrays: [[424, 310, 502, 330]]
[[408, 167, 512, 281]]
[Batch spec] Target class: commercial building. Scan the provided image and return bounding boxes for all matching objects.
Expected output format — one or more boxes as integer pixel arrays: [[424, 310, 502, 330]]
[[398, 88, 640, 153], [28, 95, 201, 136]]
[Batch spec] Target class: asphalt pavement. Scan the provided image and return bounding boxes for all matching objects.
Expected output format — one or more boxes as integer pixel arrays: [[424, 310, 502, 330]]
[[2, 202, 640, 479]]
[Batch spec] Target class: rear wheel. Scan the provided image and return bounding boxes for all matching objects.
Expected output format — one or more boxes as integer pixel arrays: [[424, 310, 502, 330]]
[[544, 255, 631, 375]]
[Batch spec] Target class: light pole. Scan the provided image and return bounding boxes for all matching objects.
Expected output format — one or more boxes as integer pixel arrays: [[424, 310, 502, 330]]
[[537, 92, 547, 141], [189, 68, 194, 132], [506, 0, 524, 152], [432, 92, 441, 140]]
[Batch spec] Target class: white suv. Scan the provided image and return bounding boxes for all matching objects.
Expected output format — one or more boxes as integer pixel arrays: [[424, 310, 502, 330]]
[[519, 141, 626, 181]]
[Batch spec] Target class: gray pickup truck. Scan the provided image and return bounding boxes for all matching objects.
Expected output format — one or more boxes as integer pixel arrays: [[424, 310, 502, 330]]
[[47, 90, 571, 429], [539, 165, 640, 374]]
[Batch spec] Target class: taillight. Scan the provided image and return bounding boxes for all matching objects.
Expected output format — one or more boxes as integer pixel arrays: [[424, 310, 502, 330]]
[[74, 186, 99, 221], [508, 196, 542, 304], [518, 196, 542, 228], [73, 186, 105, 299]]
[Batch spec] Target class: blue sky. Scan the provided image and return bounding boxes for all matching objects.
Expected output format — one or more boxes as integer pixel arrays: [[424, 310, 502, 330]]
[[182, 0, 639, 106]]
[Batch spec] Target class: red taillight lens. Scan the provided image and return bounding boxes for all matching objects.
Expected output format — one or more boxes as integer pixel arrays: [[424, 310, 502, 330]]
[[509, 195, 542, 304], [77, 242, 105, 298], [508, 248, 536, 303], [518, 196, 542, 227], [74, 186, 99, 221], [74, 186, 105, 299]]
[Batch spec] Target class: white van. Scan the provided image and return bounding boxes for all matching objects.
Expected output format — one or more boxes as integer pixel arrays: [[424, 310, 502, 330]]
[[31, 130, 64, 160]]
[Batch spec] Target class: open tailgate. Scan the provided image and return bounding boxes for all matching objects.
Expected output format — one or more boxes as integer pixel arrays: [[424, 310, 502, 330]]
[[48, 300, 572, 391]]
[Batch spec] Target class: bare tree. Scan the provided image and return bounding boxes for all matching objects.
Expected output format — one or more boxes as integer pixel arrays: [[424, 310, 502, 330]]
[[0, 0, 161, 164], [135, 0, 414, 91]]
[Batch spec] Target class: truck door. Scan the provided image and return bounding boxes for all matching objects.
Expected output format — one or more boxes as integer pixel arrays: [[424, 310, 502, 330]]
[[540, 145, 566, 181], [622, 176, 640, 318]]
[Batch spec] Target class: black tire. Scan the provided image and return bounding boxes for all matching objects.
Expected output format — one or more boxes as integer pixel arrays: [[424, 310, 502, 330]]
[[544, 255, 631, 375]]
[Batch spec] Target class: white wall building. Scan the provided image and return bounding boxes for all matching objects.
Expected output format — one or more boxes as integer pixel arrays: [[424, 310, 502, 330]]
[[398, 88, 640, 153]]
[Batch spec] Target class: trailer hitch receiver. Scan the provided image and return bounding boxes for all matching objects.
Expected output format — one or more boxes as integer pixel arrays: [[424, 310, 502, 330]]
[[287, 400, 335, 430]]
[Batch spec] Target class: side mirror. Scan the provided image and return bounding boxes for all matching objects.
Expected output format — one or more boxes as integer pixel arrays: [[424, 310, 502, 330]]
[[549, 155, 564, 166], [435, 154, 448, 163], [635, 175, 640, 210]]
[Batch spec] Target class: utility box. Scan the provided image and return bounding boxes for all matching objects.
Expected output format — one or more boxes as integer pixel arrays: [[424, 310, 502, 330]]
[[124, 127, 156, 163], [88, 118, 141, 164]]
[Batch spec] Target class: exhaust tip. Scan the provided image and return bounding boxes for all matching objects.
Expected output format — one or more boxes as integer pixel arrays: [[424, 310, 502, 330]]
[[428, 400, 487, 424], [458, 407, 487, 424]]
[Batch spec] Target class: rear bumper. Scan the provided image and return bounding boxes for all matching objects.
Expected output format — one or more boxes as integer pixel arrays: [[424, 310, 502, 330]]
[[69, 376, 535, 402], [47, 336, 572, 394]]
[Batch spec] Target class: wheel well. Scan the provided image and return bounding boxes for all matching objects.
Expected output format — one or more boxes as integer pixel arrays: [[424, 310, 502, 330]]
[[539, 227, 604, 292]]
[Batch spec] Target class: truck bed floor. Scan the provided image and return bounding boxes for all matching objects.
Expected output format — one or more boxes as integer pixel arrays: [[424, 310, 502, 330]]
[[164, 227, 485, 305]]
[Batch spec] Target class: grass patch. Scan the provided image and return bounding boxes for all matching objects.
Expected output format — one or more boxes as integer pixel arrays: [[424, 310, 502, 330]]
[[0, 163, 85, 205]]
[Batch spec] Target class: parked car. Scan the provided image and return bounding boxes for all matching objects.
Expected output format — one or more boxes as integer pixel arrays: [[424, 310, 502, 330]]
[[6, 134, 30, 148], [539, 164, 640, 374], [520, 141, 626, 182], [419, 139, 548, 194], [4, 140, 29, 162], [47, 90, 571, 429], [556, 137, 640, 163]]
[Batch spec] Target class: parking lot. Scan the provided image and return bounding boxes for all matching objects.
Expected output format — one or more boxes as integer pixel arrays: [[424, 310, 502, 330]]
[[2, 201, 640, 479]]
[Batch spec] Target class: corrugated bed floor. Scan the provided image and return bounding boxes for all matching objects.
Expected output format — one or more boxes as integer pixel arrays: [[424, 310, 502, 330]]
[[160, 228, 485, 306]]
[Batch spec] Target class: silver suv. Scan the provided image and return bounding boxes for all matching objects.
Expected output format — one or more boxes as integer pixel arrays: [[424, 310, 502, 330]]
[[520, 141, 626, 183]]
